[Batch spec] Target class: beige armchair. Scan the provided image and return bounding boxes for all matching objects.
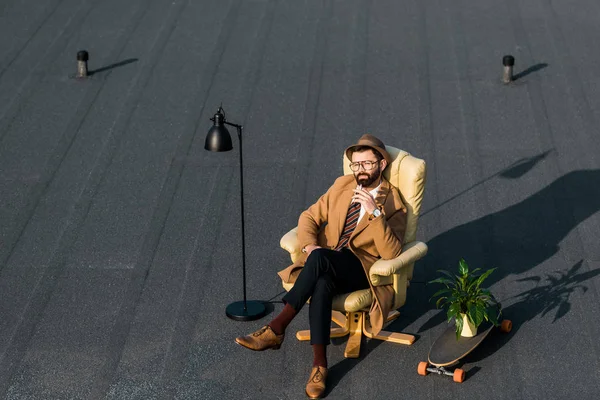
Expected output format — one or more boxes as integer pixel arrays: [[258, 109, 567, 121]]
[[279, 146, 428, 358]]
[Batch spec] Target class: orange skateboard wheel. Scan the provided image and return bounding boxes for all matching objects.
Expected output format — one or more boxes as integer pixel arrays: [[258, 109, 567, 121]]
[[453, 368, 465, 383], [417, 361, 429, 376], [500, 320, 512, 333]]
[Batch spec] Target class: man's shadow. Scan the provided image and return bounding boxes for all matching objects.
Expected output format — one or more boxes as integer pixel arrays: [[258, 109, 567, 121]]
[[327, 156, 600, 391], [416, 162, 600, 333]]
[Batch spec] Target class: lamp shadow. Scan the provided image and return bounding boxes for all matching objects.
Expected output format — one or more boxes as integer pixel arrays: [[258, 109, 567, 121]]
[[499, 150, 552, 178], [513, 62, 548, 81], [88, 58, 138, 76], [420, 150, 553, 217], [260, 290, 287, 316]]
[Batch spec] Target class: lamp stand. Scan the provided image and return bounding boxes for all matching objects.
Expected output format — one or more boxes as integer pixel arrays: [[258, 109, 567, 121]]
[[224, 122, 266, 321]]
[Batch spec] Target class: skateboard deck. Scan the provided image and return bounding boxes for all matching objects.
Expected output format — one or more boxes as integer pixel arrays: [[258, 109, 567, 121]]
[[418, 317, 512, 382], [428, 320, 494, 367]]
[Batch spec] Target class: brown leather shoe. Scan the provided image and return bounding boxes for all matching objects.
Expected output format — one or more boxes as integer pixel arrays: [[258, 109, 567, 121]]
[[305, 366, 328, 399], [235, 325, 284, 351]]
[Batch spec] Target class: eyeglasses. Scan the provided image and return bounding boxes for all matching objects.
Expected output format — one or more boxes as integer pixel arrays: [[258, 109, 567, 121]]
[[349, 160, 380, 171]]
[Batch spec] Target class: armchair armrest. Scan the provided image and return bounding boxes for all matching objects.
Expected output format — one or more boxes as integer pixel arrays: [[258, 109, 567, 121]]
[[369, 241, 428, 285], [280, 227, 303, 263]]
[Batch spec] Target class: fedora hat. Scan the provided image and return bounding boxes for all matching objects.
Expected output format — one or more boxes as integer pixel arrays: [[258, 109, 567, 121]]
[[345, 134, 392, 166]]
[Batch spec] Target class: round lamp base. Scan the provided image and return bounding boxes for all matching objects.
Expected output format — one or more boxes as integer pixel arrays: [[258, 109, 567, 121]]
[[226, 300, 267, 321]]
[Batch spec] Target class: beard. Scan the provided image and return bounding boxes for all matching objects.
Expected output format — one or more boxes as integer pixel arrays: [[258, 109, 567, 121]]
[[354, 166, 381, 187]]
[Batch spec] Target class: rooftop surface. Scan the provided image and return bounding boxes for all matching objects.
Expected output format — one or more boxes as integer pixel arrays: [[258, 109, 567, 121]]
[[1, 0, 599, 399]]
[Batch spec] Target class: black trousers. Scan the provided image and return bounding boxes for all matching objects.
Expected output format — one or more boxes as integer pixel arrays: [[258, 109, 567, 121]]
[[282, 248, 370, 345]]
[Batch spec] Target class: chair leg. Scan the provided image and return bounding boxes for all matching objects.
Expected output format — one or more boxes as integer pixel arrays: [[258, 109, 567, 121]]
[[344, 312, 364, 358], [331, 310, 346, 327], [386, 310, 401, 323], [363, 314, 415, 345], [296, 312, 350, 341]]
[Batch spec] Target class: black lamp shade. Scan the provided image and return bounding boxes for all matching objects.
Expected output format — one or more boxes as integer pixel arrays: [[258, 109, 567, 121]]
[[205, 125, 233, 152], [205, 109, 233, 152]]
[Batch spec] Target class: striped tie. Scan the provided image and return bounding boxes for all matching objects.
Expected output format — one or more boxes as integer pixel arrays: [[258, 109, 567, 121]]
[[334, 201, 362, 250]]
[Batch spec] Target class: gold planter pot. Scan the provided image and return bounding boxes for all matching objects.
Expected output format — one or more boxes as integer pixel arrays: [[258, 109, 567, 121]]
[[460, 313, 477, 337]]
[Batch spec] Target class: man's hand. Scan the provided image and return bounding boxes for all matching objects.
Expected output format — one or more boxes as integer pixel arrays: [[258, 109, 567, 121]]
[[352, 187, 377, 215], [304, 244, 322, 256]]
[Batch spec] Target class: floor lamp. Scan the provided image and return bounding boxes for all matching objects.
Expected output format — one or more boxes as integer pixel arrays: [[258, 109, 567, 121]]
[[204, 106, 267, 321]]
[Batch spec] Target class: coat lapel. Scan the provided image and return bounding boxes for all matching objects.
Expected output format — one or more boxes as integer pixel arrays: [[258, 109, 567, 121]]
[[350, 178, 391, 239]]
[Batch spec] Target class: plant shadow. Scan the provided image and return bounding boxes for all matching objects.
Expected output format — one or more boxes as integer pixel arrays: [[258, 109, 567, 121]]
[[501, 260, 600, 334]]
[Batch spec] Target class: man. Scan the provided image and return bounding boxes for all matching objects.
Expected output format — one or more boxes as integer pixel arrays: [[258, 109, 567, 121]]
[[236, 134, 407, 399]]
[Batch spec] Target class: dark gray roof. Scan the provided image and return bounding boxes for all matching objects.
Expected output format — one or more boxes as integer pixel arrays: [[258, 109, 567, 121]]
[[1, 0, 599, 398]]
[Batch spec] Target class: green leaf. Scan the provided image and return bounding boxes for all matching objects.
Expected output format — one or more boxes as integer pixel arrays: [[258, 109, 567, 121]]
[[435, 297, 447, 309], [431, 288, 452, 300], [468, 304, 485, 327], [458, 259, 469, 276], [469, 268, 482, 278], [447, 303, 460, 323], [428, 277, 453, 286], [486, 306, 500, 326], [455, 316, 464, 340], [467, 272, 483, 291], [475, 268, 496, 288], [448, 302, 461, 318], [436, 270, 456, 280]]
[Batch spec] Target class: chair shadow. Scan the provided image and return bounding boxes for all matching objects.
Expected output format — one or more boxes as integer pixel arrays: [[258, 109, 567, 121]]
[[88, 58, 138, 76], [326, 338, 383, 395], [513, 62, 548, 81], [326, 357, 361, 395], [326, 315, 418, 394]]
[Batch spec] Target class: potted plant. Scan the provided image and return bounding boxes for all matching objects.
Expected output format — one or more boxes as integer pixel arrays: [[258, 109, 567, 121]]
[[430, 258, 500, 339]]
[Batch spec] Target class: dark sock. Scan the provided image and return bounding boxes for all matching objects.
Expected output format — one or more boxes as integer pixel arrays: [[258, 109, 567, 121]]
[[312, 344, 327, 368], [268, 303, 297, 335]]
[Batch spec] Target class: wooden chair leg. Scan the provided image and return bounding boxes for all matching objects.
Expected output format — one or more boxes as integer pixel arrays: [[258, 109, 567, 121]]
[[344, 312, 363, 358], [363, 315, 415, 345], [386, 310, 401, 323], [296, 311, 350, 341], [332, 310, 347, 327], [296, 329, 311, 341]]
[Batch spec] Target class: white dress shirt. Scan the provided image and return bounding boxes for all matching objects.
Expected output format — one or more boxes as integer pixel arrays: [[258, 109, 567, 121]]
[[357, 180, 382, 222]]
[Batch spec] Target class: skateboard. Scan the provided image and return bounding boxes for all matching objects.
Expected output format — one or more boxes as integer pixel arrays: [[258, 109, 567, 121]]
[[417, 316, 512, 383]]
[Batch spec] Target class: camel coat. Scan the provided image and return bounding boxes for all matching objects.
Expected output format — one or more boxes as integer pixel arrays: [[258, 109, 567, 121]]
[[278, 174, 407, 335]]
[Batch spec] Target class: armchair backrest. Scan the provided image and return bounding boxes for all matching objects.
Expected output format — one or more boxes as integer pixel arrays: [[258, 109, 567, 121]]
[[344, 146, 427, 279]]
